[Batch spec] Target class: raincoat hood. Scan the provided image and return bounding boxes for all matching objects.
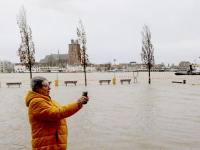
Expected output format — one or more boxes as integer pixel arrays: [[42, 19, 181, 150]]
[[25, 91, 51, 107]]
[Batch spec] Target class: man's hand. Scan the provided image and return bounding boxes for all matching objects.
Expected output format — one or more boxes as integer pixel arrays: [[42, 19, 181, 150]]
[[77, 96, 89, 106]]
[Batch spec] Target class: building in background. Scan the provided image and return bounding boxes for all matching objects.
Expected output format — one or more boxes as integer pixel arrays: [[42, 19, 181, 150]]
[[38, 39, 80, 68], [14, 63, 40, 73], [14, 63, 26, 73], [178, 61, 191, 71], [0, 62, 7, 73], [67, 62, 96, 72], [39, 50, 68, 68], [68, 39, 79, 65], [0, 61, 15, 73], [179, 61, 191, 67]]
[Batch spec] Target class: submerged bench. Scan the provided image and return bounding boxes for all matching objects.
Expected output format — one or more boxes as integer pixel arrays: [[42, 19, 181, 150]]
[[120, 79, 131, 84], [64, 81, 77, 86], [172, 81, 182, 83], [6, 82, 22, 87], [99, 80, 111, 85]]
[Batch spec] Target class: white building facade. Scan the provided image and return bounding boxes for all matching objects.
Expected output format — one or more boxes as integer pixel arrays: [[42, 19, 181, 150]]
[[67, 64, 96, 72], [14, 63, 40, 73]]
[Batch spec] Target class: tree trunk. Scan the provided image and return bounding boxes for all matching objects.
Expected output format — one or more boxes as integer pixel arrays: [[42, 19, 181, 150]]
[[148, 64, 151, 84], [84, 64, 87, 86], [29, 62, 32, 79], [84, 52, 87, 86], [28, 47, 32, 80]]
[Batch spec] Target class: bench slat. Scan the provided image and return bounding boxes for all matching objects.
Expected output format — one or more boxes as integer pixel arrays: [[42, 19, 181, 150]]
[[120, 79, 131, 81], [6, 82, 22, 84], [65, 81, 77, 83]]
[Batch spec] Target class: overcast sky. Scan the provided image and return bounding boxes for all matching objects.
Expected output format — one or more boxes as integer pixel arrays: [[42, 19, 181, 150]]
[[1, 0, 200, 65]]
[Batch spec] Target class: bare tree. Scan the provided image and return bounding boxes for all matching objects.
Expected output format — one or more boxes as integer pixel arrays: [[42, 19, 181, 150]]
[[77, 19, 89, 86], [141, 24, 155, 84], [17, 5, 35, 79]]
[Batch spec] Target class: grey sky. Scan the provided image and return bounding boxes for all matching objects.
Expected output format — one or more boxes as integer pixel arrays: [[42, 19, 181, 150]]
[[0, 0, 200, 65]]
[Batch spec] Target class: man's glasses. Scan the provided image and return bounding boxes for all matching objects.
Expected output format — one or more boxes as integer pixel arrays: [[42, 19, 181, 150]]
[[42, 85, 51, 89]]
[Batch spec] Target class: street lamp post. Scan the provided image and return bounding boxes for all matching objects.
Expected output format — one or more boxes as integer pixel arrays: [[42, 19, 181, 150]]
[[113, 59, 116, 84]]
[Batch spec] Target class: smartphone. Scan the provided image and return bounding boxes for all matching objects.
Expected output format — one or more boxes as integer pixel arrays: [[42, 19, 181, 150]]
[[82, 91, 88, 104]]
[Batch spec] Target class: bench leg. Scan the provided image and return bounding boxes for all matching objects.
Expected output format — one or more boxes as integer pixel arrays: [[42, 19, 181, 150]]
[[108, 82, 110, 85], [128, 81, 130, 84], [121, 81, 123, 84], [19, 84, 20, 87], [75, 83, 76, 86], [66, 83, 67, 86], [100, 82, 102, 85]]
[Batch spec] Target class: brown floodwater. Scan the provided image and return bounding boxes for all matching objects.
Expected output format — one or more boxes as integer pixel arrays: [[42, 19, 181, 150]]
[[0, 72, 200, 150]]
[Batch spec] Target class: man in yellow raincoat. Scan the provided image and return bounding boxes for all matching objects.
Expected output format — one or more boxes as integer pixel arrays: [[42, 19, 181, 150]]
[[25, 76, 89, 150]]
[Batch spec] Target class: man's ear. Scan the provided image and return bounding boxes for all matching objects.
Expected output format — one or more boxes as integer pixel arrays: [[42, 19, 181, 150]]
[[35, 86, 40, 92]]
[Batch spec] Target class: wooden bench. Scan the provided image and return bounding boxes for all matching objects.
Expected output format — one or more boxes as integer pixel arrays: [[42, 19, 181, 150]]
[[6, 82, 22, 87], [120, 79, 131, 84], [172, 81, 182, 83], [99, 80, 111, 85], [64, 81, 77, 86]]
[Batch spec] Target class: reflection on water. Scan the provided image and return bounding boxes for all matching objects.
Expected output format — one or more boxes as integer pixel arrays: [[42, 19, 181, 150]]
[[0, 72, 200, 150]]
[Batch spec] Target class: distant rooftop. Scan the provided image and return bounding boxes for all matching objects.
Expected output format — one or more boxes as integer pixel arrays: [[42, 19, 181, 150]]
[[39, 54, 68, 63]]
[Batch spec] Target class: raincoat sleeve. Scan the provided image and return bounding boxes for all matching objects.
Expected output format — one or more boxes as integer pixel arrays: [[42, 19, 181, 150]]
[[29, 98, 82, 121]]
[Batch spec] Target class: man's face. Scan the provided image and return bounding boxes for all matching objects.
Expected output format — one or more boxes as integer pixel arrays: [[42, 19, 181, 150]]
[[36, 80, 51, 97]]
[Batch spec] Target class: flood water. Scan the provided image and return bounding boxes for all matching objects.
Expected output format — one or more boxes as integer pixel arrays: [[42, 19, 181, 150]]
[[0, 72, 200, 150]]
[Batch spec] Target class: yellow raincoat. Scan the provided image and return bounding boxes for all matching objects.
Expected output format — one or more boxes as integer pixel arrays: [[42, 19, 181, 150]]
[[25, 91, 82, 150]]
